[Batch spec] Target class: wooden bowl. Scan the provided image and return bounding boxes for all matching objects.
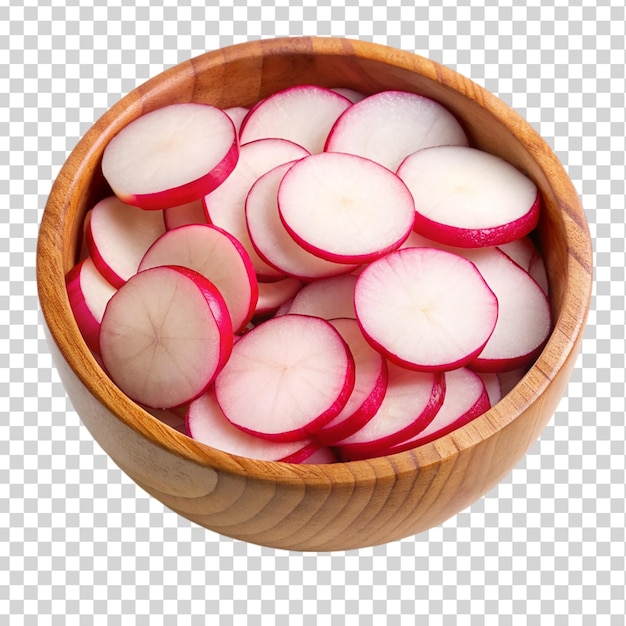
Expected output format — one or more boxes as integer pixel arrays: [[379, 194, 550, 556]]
[[37, 37, 592, 551]]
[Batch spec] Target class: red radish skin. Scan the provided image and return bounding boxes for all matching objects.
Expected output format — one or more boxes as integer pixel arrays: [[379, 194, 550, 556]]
[[287, 274, 358, 320], [354, 247, 498, 372], [187, 389, 322, 462], [397, 145, 540, 248], [245, 162, 358, 281], [239, 84, 352, 154], [253, 277, 303, 318], [277, 152, 416, 264], [214, 314, 356, 442], [204, 137, 310, 279], [99, 265, 233, 410], [138, 223, 258, 333], [65, 256, 116, 354], [381, 367, 490, 455], [316, 318, 389, 445], [325, 90, 469, 171], [333, 362, 445, 462], [86, 195, 166, 288], [163, 199, 208, 230], [101, 103, 239, 210]]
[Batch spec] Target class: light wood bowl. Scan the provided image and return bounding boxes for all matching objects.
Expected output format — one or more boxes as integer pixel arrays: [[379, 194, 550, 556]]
[[37, 37, 592, 551]]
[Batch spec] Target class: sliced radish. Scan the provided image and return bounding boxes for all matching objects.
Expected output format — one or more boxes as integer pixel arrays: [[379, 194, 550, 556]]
[[223, 106, 249, 136], [528, 250, 549, 294], [204, 137, 310, 279], [65, 256, 117, 354], [277, 152, 415, 264], [397, 145, 540, 248], [138, 223, 258, 334], [86, 195, 166, 288], [214, 314, 355, 442], [325, 90, 469, 171], [288, 274, 358, 320], [245, 162, 358, 281], [476, 372, 503, 407], [296, 446, 337, 464], [462, 247, 552, 371], [330, 87, 367, 103], [163, 199, 208, 230], [316, 318, 389, 445], [333, 362, 445, 462], [239, 84, 352, 154], [187, 389, 319, 462], [101, 103, 238, 210], [99, 265, 233, 409], [354, 247, 498, 371], [381, 367, 490, 455], [253, 277, 303, 318]]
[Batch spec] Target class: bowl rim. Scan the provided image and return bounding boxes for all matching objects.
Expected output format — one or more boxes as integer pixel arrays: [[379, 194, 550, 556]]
[[37, 35, 593, 486]]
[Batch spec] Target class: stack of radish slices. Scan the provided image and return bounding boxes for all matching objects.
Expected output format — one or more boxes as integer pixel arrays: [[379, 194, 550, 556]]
[[66, 85, 552, 463]]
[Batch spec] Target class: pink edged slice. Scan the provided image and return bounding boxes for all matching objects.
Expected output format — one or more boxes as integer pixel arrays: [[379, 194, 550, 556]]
[[65, 256, 117, 354], [277, 152, 416, 264], [316, 318, 389, 446], [86, 195, 166, 288], [214, 314, 355, 442], [287, 274, 358, 320], [138, 223, 258, 334], [325, 89, 469, 171], [397, 145, 540, 248], [354, 247, 498, 372], [99, 265, 233, 410], [163, 199, 208, 230], [381, 367, 490, 455], [101, 103, 238, 210], [187, 388, 322, 462], [253, 277, 303, 319], [239, 84, 352, 154], [333, 362, 445, 462], [245, 162, 358, 281]]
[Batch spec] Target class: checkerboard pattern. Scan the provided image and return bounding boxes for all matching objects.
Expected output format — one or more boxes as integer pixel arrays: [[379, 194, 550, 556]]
[[3, 0, 624, 622]]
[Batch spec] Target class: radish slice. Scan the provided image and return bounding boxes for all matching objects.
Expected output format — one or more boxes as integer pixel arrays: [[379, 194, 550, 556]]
[[354, 247, 498, 371], [462, 248, 552, 372], [138, 224, 258, 333], [297, 446, 337, 464], [214, 314, 355, 442], [330, 87, 367, 103], [381, 367, 490, 455], [86, 195, 166, 288], [333, 362, 445, 462], [239, 85, 352, 154], [253, 277, 303, 318], [325, 90, 469, 171], [65, 256, 117, 354], [187, 389, 319, 462], [204, 137, 310, 279], [223, 106, 249, 135], [476, 372, 503, 407], [101, 103, 238, 210], [397, 145, 540, 248], [316, 318, 389, 445], [163, 199, 208, 230], [529, 251, 549, 294], [99, 265, 233, 409], [277, 152, 415, 264], [288, 274, 358, 320], [245, 162, 358, 281]]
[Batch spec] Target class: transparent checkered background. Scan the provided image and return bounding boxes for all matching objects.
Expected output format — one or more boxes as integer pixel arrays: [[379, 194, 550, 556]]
[[2, 0, 624, 623]]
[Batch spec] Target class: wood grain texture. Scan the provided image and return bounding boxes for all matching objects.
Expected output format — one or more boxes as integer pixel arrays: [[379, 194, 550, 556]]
[[37, 37, 593, 551]]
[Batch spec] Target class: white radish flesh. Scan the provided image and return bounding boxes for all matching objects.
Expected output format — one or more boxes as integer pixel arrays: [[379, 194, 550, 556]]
[[316, 318, 388, 445], [101, 103, 238, 210], [204, 137, 310, 279], [99, 265, 233, 409], [163, 199, 208, 230], [354, 247, 498, 371], [65, 256, 117, 354], [287, 274, 358, 320], [397, 145, 540, 248], [334, 362, 445, 462], [86, 195, 166, 288], [214, 314, 355, 442], [245, 162, 358, 281], [381, 367, 490, 455], [138, 223, 258, 334], [277, 152, 415, 264], [223, 106, 249, 136], [253, 277, 303, 318], [325, 90, 469, 171], [239, 84, 352, 154]]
